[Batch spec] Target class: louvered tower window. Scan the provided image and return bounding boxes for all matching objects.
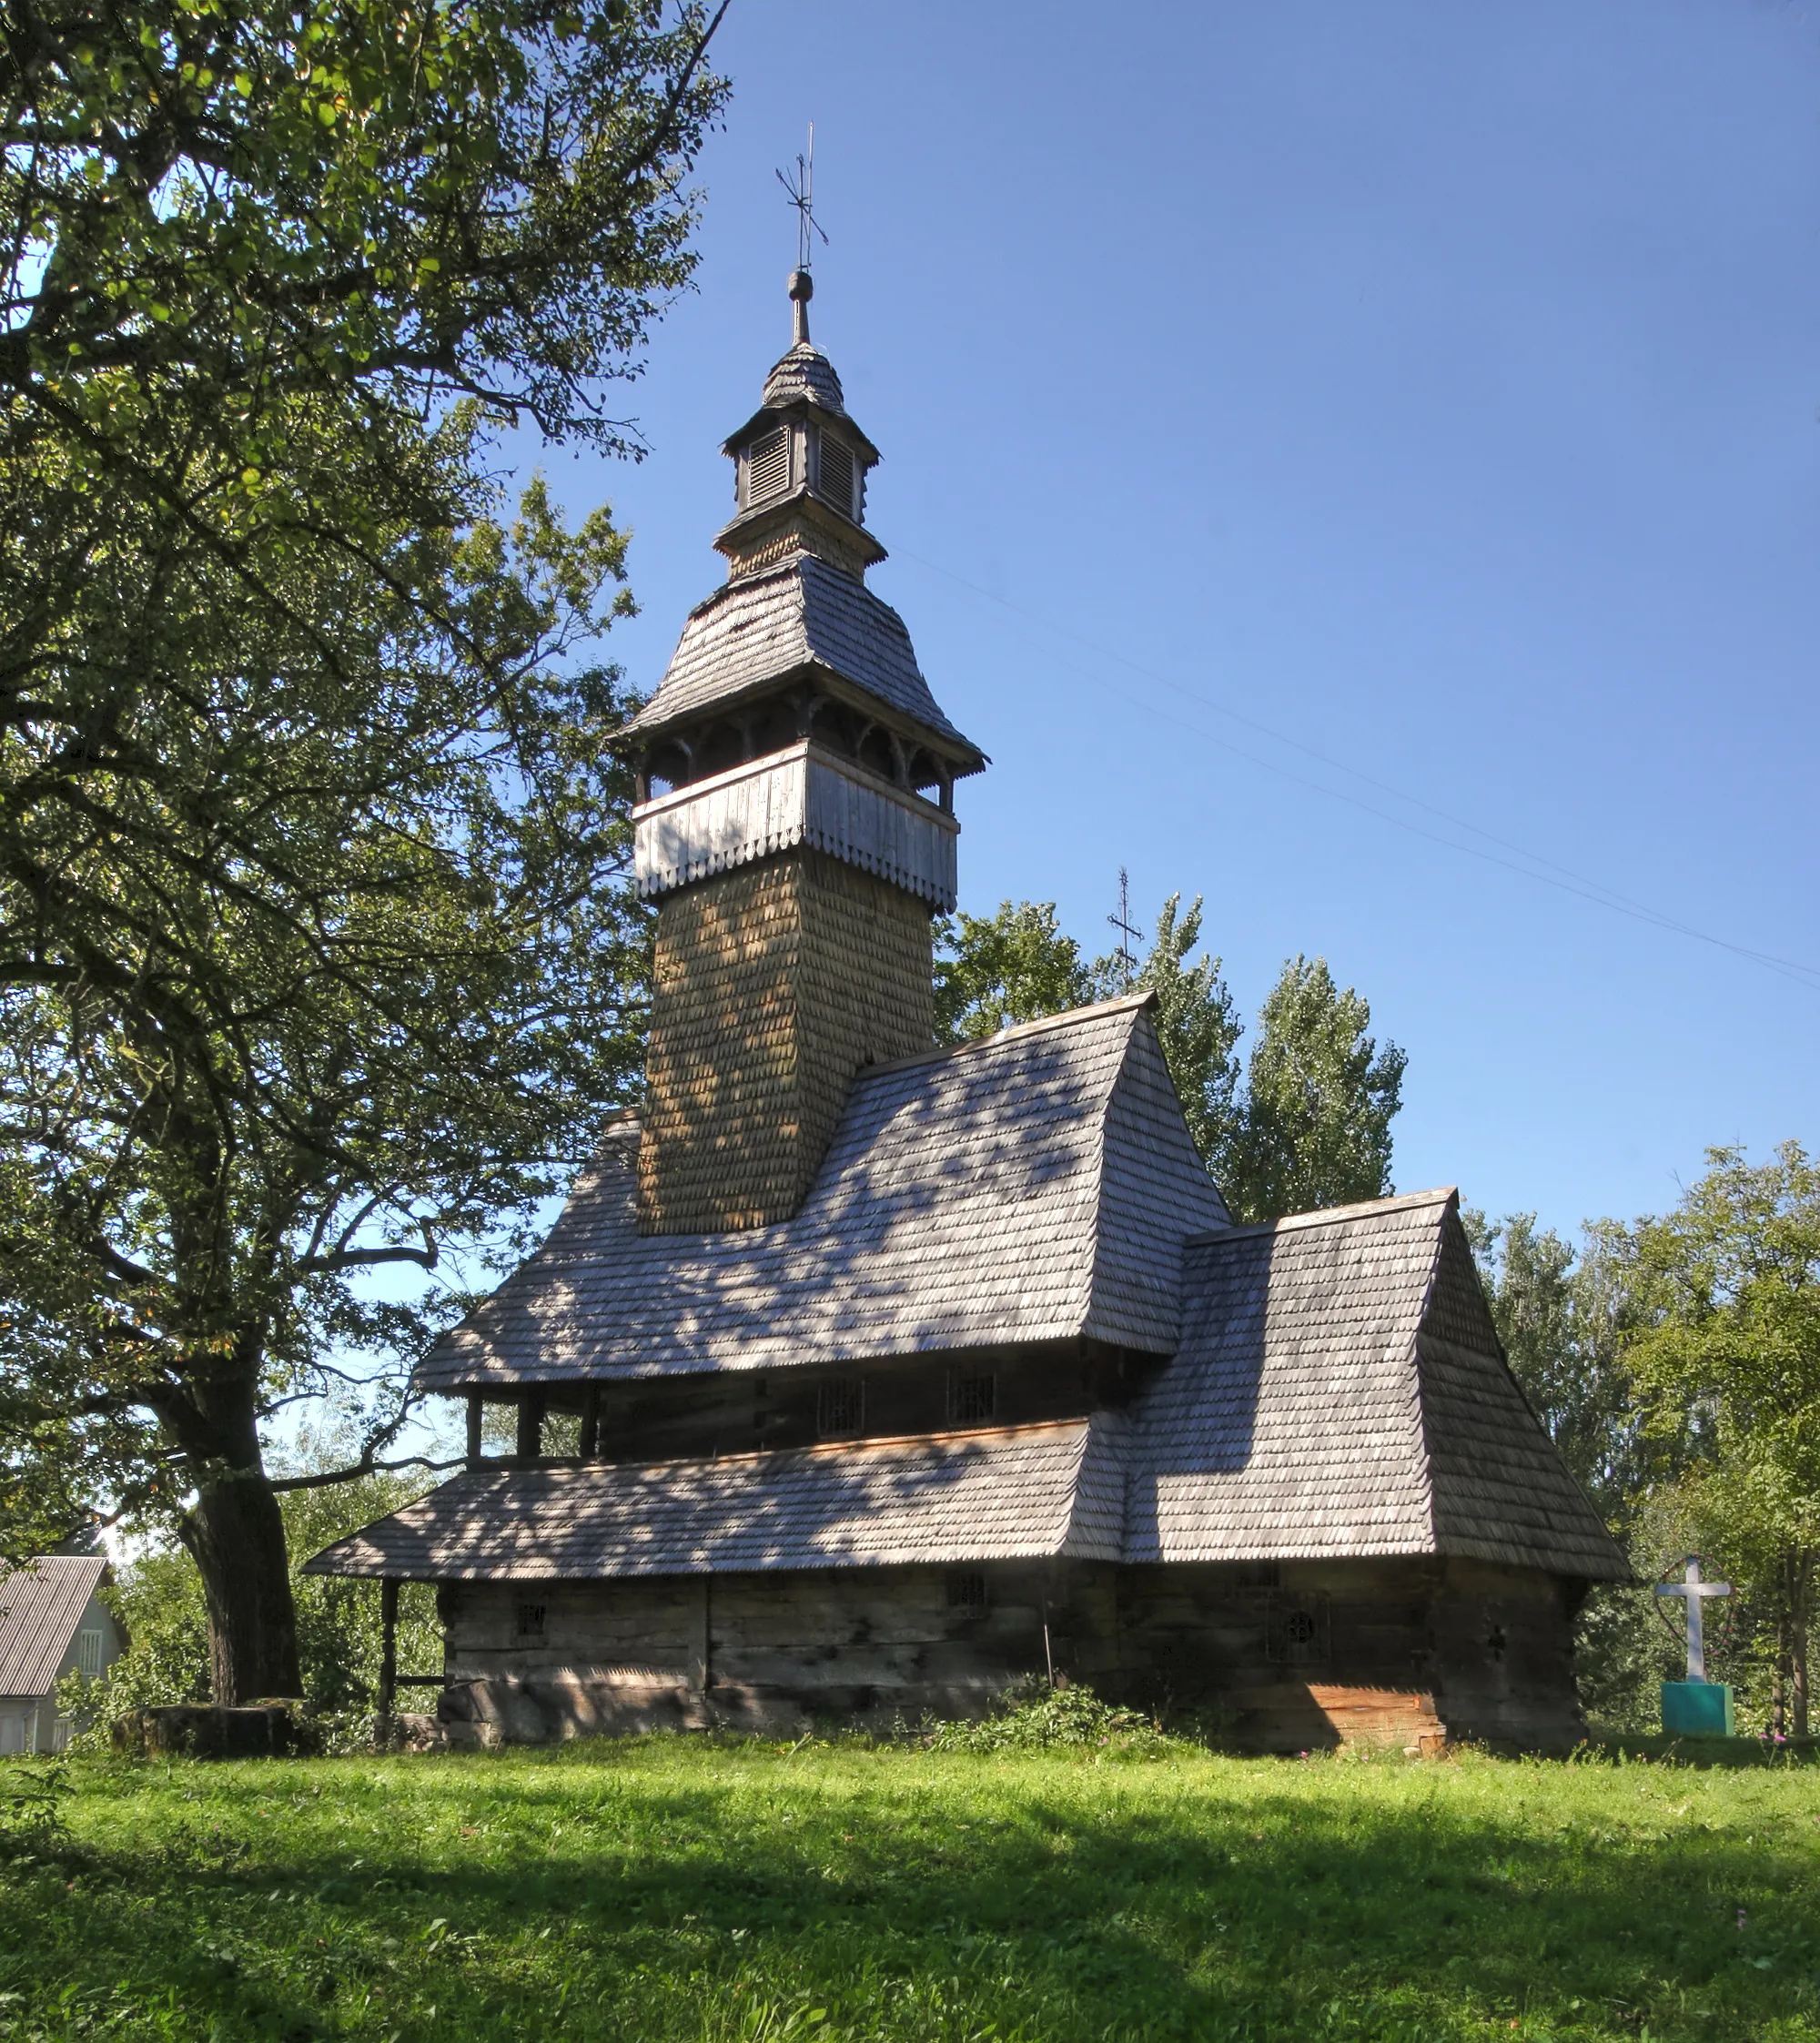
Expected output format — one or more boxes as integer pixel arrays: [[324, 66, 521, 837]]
[[815, 432, 855, 519], [744, 427, 791, 506]]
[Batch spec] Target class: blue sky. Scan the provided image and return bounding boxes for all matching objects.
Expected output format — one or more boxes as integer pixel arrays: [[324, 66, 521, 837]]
[[520, 0, 1819, 1241]]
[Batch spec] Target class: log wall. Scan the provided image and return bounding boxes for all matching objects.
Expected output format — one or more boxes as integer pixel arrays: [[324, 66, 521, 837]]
[[432, 1555, 1586, 1752]]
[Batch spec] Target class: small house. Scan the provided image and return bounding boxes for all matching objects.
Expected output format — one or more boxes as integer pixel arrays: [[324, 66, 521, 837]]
[[0, 1553, 125, 1754]]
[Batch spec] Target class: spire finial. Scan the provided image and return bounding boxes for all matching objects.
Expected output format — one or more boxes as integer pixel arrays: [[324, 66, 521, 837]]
[[787, 266, 814, 347], [775, 122, 827, 346]]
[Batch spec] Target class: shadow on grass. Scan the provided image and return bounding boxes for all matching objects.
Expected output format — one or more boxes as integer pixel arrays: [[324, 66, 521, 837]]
[[5, 1749, 1819, 2042]]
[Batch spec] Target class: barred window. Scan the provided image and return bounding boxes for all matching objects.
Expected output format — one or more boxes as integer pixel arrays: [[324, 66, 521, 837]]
[[76, 1630, 103, 1676], [514, 1602, 546, 1641], [946, 1572, 989, 1615], [946, 1371, 997, 1425], [816, 1377, 864, 1439]]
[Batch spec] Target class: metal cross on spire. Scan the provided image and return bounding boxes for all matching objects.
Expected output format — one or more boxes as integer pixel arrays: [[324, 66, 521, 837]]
[[777, 122, 829, 274]]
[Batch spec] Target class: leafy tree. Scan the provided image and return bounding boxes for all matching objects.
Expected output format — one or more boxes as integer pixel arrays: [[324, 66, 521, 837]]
[[1622, 1143, 1820, 1735], [1092, 894, 1242, 1174], [936, 898, 1404, 1220], [934, 902, 1091, 1043], [2, 0, 726, 493], [0, 460, 652, 1699], [0, 0, 723, 1699], [61, 1455, 440, 1739], [1223, 956, 1405, 1222], [1462, 1209, 1647, 1523]]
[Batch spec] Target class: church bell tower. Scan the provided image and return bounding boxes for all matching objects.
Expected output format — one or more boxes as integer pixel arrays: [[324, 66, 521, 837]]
[[623, 271, 986, 1234]]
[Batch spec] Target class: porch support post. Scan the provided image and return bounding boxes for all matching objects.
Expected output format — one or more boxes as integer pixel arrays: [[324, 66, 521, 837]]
[[515, 1389, 545, 1463], [465, 1393, 483, 1469], [378, 1577, 399, 1745], [579, 1385, 602, 1461]]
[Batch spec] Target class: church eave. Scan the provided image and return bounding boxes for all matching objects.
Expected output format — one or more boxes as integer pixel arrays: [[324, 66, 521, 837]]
[[722, 397, 880, 467], [619, 658, 987, 781]]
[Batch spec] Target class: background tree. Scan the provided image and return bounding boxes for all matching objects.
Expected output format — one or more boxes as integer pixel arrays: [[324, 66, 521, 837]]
[[1091, 894, 1243, 1175], [935, 895, 1404, 1221], [1220, 956, 1405, 1222], [1463, 1210, 1647, 1522], [60, 1441, 441, 1741], [1622, 1143, 1820, 1735], [934, 902, 1091, 1043]]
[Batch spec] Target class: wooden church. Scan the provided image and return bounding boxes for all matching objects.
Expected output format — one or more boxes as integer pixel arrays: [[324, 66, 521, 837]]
[[308, 270, 1627, 1753]]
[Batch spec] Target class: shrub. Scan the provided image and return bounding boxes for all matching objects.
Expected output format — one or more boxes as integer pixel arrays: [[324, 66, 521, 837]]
[[925, 1679, 1178, 1756]]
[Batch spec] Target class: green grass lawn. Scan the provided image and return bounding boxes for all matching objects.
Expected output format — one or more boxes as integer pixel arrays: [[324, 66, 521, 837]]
[[5, 1739, 1818, 2042]]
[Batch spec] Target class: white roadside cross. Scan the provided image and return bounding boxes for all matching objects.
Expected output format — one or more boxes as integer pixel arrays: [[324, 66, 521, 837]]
[[1655, 1555, 1731, 1682]]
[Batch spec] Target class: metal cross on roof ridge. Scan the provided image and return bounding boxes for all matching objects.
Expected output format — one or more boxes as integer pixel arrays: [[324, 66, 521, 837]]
[[776, 121, 829, 275], [1107, 866, 1142, 994], [1655, 1553, 1732, 1683]]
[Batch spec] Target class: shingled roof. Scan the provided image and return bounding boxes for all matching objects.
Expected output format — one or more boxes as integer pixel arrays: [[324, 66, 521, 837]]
[[416, 996, 1229, 1391], [759, 340, 846, 414], [622, 552, 983, 766], [307, 1419, 1127, 1581], [1122, 1190, 1627, 1578], [0, 1555, 106, 1698], [330, 1188, 1626, 1584]]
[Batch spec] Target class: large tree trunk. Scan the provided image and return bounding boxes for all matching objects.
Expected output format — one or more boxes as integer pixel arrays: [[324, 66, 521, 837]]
[[168, 1338, 302, 1706], [182, 1465, 302, 1704]]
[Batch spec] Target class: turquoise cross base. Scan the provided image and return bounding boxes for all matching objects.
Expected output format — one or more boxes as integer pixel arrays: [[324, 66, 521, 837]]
[[1662, 1681, 1735, 1737]]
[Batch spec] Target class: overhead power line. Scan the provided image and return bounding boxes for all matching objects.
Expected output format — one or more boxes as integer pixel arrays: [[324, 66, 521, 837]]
[[892, 545, 1820, 996]]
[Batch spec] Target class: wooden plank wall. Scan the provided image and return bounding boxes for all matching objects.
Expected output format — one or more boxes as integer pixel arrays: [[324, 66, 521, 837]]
[[433, 1555, 1588, 1752]]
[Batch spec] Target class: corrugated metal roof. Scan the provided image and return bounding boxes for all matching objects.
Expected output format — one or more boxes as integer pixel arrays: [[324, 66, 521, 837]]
[[0, 1555, 106, 1698], [623, 552, 981, 763], [416, 997, 1229, 1391], [305, 1419, 1127, 1581]]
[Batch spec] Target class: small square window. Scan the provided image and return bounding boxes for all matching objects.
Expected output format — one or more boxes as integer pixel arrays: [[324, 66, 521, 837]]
[[816, 1377, 864, 1439], [946, 1572, 989, 1615], [946, 1371, 997, 1425], [514, 1602, 546, 1641], [76, 1630, 103, 1676]]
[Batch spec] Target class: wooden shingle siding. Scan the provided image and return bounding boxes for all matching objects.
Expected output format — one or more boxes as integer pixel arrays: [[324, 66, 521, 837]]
[[1122, 1192, 1627, 1581], [420, 999, 1208, 1387], [633, 743, 961, 909], [307, 1419, 1125, 1582], [623, 553, 978, 763], [637, 848, 935, 1234]]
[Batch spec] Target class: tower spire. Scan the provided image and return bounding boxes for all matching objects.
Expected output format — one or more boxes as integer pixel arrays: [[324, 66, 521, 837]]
[[775, 121, 827, 346]]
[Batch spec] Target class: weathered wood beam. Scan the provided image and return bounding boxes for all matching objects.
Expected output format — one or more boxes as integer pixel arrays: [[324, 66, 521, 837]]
[[515, 1390, 546, 1463], [378, 1578, 399, 1744]]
